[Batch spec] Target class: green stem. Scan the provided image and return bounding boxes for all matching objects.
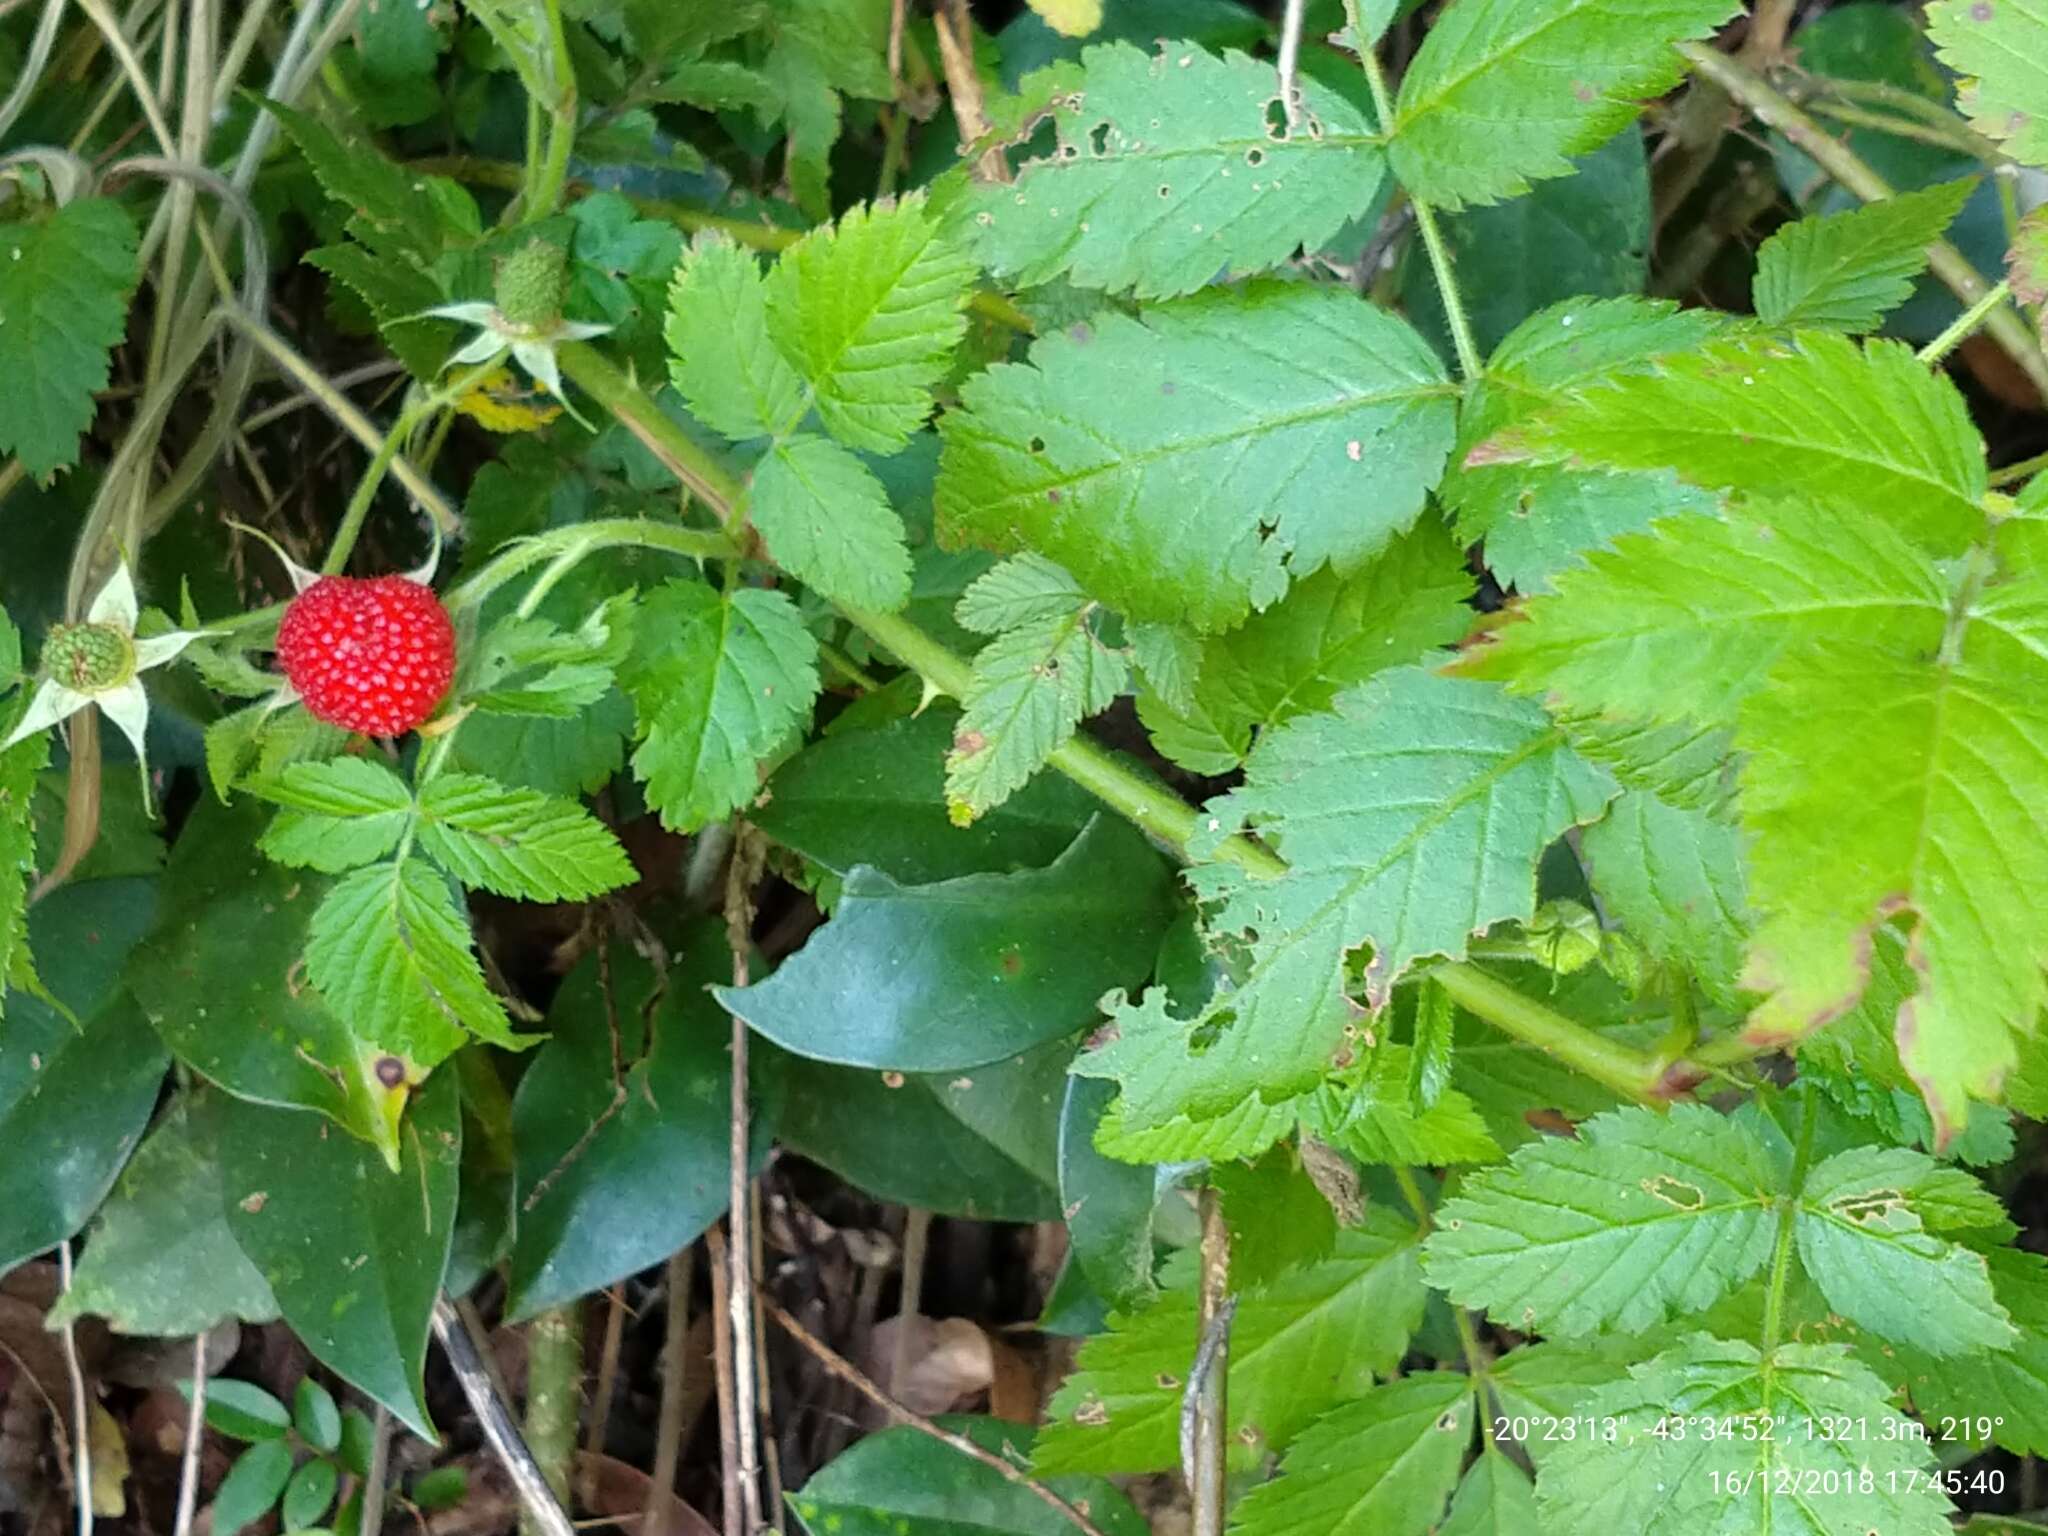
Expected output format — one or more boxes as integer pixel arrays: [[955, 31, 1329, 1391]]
[[521, 1303, 583, 1532], [1678, 40, 2048, 401], [521, 0, 578, 225], [1429, 962, 1666, 1101], [446, 517, 735, 613], [548, 342, 1713, 1101], [1991, 447, 2048, 489], [1758, 1090, 1819, 1360], [1349, 13, 1483, 380], [1919, 278, 2013, 367], [325, 354, 506, 576]]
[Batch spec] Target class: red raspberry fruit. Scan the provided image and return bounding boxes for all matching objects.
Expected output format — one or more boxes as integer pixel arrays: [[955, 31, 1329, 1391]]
[[276, 575, 456, 737]]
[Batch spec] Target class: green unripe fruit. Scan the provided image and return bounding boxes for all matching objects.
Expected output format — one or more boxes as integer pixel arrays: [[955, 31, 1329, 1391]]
[[493, 238, 569, 332], [42, 621, 135, 693]]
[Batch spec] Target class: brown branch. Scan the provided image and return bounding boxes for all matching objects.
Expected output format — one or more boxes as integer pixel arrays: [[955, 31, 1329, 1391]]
[[757, 1296, 1111, 1536], [1184, 1191, 1232, 1536], [646, 1253, 691, 1532]]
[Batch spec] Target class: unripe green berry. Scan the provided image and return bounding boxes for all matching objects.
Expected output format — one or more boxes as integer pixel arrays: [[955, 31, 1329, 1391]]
[[493, 238, 569, 332], [42, 621, 135, 694]]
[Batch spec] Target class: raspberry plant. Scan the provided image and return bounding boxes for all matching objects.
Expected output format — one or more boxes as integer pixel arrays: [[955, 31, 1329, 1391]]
[[7, 2, 2048, 1534]]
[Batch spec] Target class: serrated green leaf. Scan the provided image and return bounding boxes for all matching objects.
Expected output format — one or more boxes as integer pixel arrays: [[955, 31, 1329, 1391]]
[[1565, 716, 1735, 816], [955, 554, 1088, 634], [1536, 1336, 1952, 1535], [1441, 296, 1725, 594], [756, 0, 892, 218], [0, 724, 46, 1021], [665, 236, 804, 441], [956, 41, 1386, 299], [1582, 789, 1747, 1002], [764, 196, 976, 453], [1753, 181, 1974, 332], [219, 1075, 460, 1440], [1927, 0, 2048, 168], [1439, 1451, 1541, 1536], [1424, 1104, 1778, 1336], [51, 1097, 279, 1336], [1793, 1143, 2013, 1354], [1228, 1373, 1473, 1536], [1308, 1054, 1502, 1166], [1126, 621, 1201, 714], [1460, 500, 1949, 728], [1386, 0, 1740, 210], [945, 594, 1127, 820], [720, 816, 1174, 1071], [748, 434, 913, 610], [0, 199, 140, 478], [937, 282, 1457, 633], [1474, 333, 1989, 554], [1036, 1212, 1427, 1474], [257, 758, 414, 873], [304, 860, 528, 1065], [1082, 669, 1615, 1130], [268, 101, 460, 264], [416, 774, 634, 901], [620, 580, 820, 832], [1137, 518, 1474, 774], [463, 603, 630, 719], [1897, 1248, 2048, 1455]]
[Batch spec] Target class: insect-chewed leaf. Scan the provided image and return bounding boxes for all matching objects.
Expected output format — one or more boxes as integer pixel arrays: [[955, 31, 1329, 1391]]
[[954, 40, 1385, 299], [1423, 1104, 1777, 1336], [1387, 0, 1741, 210], [937, 282, 1457, 632]]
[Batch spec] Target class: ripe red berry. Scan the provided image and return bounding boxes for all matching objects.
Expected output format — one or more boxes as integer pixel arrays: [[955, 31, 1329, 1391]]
[[276, 575, 456, 737]]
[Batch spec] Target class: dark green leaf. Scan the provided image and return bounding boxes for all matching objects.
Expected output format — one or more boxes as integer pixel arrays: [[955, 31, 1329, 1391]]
[[213, 1441, 295, 1536], [1057, 1076, 1159, 1312], [196, 1380, 293, 1444], [295, 1380, 342, 1453], [283, 1457, 339, 1530], [219, 1076, 462, 1438]]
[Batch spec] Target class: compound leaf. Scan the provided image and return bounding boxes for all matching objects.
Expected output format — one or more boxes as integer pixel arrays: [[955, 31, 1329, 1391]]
[[1423, 1104, 1778, 1336]]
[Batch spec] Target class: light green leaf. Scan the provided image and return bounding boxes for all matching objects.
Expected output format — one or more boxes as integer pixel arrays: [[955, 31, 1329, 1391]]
[[1458, 500, 1948, 729], [0, 723, 47, 1022], [1738, 621, 2048, 1139], [956, 41, 1386, 299], [1440, 296, 1725, 594], [1082, 669, 1616, 1129], [1582, 789, 1747, 1002], [1423, 1104, 1778, 1336], [748, 433, 913, 611], [304, 860, 527, 1065], [51, 1097, 279, 1336], [1308, 1056, 1502, 1167], [756, 0, 892, 219], [256, 758, 414, 874], [1439, 1452, 1541, 1536], [1228, 1374, 1474, 1536], [720, 817, 1175, 1071], [0, 199, 140, 478], [1387, 0, 1740, 210], [1753, 181, 1974, 332], [765, 195, 976, 453], [416, 774, 635, 902], [620, 581, 820, 832], [1536, 1336, 1952, 1535], [1473, 332, 1989, 555], [1035, 1212, 1427, 1474], [1794, 1144, 2013, 1355], [463, 602, 631, 720], [664, 236, 804, 442], [1137, 518, 1474, 774], [1927, 0, 2048, 169], [937, 282, 1458, 632], [955, 554, 1089, 634], [944, 594, 1128, 821]]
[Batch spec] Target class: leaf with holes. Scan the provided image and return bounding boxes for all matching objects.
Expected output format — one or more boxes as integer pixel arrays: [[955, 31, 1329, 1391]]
[[955, 40, 1386, 299]]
